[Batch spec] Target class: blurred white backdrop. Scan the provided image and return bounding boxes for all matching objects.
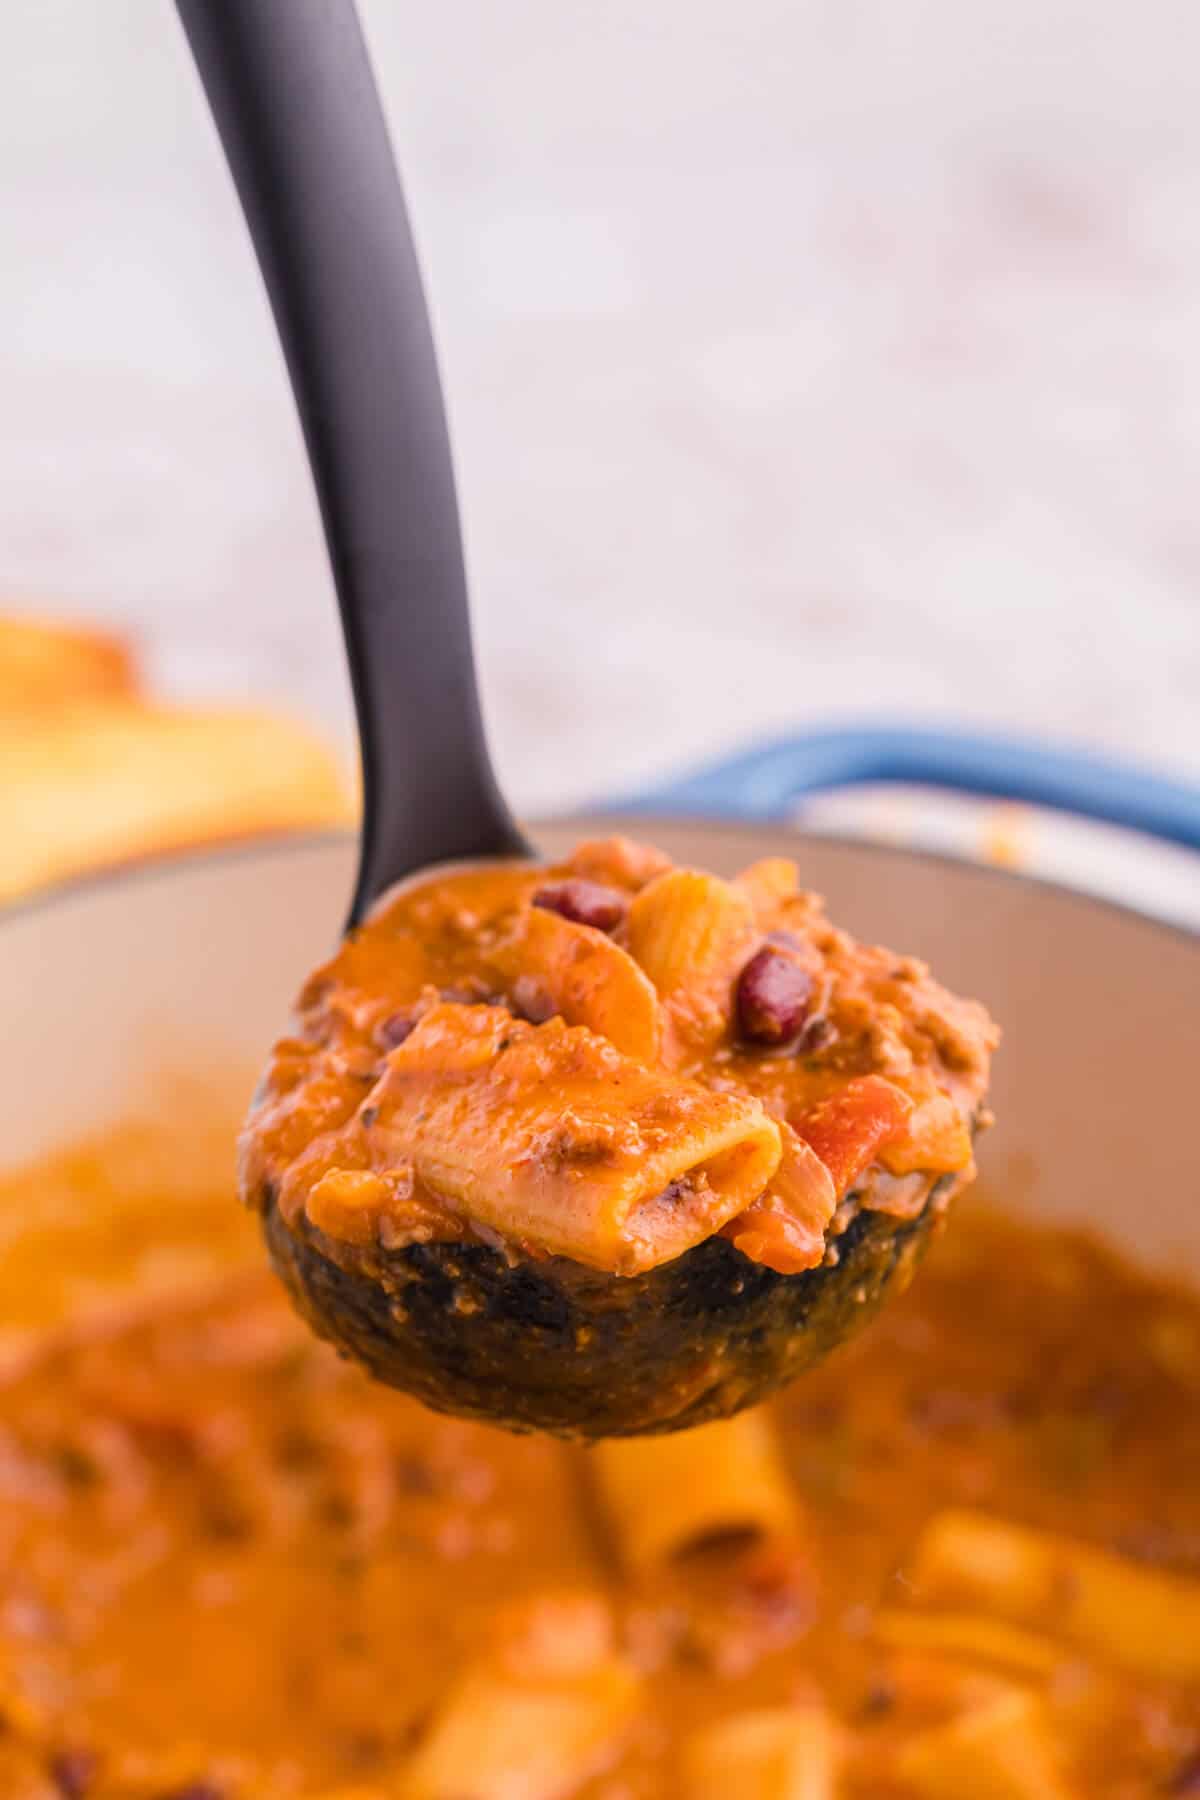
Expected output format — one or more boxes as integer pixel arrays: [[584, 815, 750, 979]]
[[1, 0, 1198, 815]]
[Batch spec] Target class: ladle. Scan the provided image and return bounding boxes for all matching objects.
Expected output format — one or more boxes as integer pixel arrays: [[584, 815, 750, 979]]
[[179, 0, 957, 1436]]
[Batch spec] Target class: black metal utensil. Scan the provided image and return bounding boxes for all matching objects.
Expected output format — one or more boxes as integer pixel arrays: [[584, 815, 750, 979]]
[[177, 0, 529, 926]]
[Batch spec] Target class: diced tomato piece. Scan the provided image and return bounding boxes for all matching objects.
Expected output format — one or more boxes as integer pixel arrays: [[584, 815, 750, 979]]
[[723, 1196, 827, 1274], [791, 1076, 913, 1197], [723, 1123, 837, 1273]]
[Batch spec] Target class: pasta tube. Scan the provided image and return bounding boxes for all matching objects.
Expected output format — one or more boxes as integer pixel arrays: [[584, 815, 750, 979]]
[[400, 1592, 639, 1800], [489, 904, 661, 1062], [682, 1705, 838, 1800], [625, 868, 758, 1063], [733, 856, 801, 918], [592, 1409, 798, 1570], [911, 1509, 1200, 1682], [371, 1005, 781, 1273], [893, 1689, 1074, 1800], [871, 1610, 1065, 1679]]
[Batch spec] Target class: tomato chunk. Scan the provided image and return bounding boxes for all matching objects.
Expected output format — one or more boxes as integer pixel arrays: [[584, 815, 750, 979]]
[[792, 1076, 913, 1197], [722, 1124, 837, 1274], [723, 1196, 826, 1274]]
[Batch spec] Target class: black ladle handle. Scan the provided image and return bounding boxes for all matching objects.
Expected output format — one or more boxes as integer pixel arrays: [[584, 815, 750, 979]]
[[176, 0, 530, 925]]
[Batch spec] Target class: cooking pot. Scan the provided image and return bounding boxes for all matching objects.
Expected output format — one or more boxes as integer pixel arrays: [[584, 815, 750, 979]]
[[3, 730, 1197, 1299]]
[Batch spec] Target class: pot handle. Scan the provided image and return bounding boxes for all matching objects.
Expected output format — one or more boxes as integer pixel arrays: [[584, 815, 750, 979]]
[[613, 726, 1200, 853]]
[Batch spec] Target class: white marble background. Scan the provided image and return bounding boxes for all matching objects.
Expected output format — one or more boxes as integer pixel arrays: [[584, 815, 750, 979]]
[[1, 2, 1198, 899]]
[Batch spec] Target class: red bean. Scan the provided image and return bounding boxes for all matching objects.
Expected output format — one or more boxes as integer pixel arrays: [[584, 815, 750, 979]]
[[532, 879, 627, 932], [858, 1679, 896, 1720], [511, 975, 557, 1024], [49, 1751, 97, 1800], [736, 946, 815, 1046], [1171, 1752, 1200, 1795], [377, 1010, 417, 1049]]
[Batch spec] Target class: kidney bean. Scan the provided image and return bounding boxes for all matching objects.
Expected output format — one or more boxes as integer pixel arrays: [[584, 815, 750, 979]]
[[1171, 1752, 1200, 1794], [510, 975, 557, 1025], [49, 1751, 97, 1799], [736, 946, 815, 1046], [858, 1678, 896, 1720], [155, 1784, 225, 1800], [532, 879, 627, 932], [54, 1443, 99, 1489], [377, 1010, 417, 1050]]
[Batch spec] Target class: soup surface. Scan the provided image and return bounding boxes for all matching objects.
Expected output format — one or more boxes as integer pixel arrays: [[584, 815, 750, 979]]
[[1, 1123, 1199, 1797]]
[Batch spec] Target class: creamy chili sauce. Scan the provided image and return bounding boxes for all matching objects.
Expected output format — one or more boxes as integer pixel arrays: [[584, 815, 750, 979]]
[[1, 1130, 1198, 1796], [243, 840, 996, 1281]]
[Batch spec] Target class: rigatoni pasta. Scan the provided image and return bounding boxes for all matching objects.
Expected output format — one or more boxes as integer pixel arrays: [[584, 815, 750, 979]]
[[361, 1004, 781, 1274], [398, 1592, 639, 1800], [732, 855, 805, 919], [682, 1705, 839, 1800], [489, 903, 662, 1062], [910, 1510, 1200, 1683], [870, 1609, 1067, 1681], [893, 1689, 1075, 1800], [625, 866, 758, 1063], [591, 1409, 799, 1571]]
